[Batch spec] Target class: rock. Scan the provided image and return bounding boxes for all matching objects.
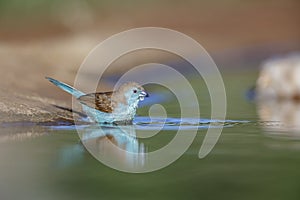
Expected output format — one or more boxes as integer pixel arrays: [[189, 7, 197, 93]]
[[256, 52, 300, 100]]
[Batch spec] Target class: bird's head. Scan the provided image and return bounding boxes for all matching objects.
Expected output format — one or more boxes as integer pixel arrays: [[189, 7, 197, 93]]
[[117, 82, 149, 105]]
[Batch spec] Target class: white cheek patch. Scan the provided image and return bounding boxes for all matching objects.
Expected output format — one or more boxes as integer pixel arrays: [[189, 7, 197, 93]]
[[139, 96, 145, 101]]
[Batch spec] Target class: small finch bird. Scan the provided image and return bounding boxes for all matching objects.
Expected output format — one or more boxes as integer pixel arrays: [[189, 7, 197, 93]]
[[46, 77, 148, 124]]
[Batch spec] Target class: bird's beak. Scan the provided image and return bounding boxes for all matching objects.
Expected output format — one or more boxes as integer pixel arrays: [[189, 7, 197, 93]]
[[139, 91, 149, 101], [142, 91, 149, 97], [140, 91, 149, 97]]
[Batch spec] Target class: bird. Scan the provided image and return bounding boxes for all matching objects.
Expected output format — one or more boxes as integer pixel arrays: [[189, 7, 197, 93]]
[[46, 77, 148, 125]]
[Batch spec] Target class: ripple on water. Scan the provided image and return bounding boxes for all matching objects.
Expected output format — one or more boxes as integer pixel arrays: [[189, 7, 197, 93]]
[[45, 116, 249, 131], [133, 116, 249, 131]]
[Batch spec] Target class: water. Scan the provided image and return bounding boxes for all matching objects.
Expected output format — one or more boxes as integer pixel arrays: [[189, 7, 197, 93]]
[[1, 71, 300, 200]]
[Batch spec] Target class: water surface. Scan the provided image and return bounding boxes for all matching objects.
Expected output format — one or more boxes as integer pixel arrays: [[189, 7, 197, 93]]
[[1, 71, 300, 200]]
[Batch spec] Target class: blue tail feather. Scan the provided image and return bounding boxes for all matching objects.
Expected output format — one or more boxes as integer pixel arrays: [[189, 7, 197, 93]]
[[46, 77, 85, 98]]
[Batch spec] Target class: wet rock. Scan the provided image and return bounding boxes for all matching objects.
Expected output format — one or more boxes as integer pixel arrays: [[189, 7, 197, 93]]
[[0, 88, 78, 124]]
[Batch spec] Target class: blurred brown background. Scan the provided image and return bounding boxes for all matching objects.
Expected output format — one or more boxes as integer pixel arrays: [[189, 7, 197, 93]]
[[0, 0, 299, 122]]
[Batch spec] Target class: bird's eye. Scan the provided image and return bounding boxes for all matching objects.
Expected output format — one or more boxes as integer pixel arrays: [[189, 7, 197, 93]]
[[133, 89, 137, 93]]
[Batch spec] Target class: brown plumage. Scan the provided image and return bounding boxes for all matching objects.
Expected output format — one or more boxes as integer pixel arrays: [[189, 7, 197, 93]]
[[78, 82, 145, 114], [46, 77, 149, 123], [78, 92, 115, 113]]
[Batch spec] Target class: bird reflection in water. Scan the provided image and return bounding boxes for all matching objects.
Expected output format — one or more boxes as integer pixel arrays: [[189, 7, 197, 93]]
[[79, 125, 145, 169]]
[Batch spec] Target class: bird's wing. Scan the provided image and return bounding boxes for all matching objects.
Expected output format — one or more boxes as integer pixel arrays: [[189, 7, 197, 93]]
[[78, 92, 114, 113]]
